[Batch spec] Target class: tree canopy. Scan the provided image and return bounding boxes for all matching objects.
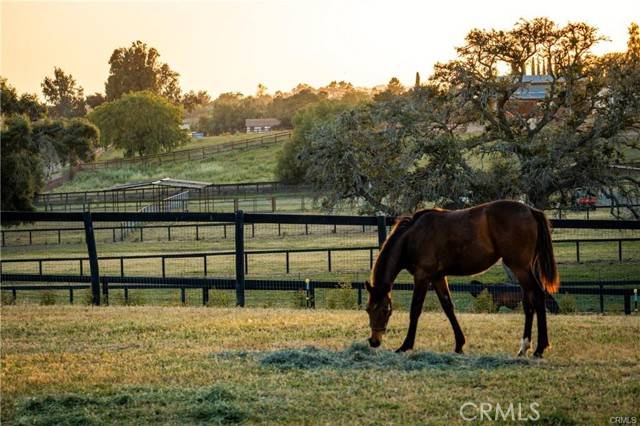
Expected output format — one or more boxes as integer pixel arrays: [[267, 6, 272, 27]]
[[276, 99, 361, 184], [41, 67, 86, 118], [89, 91, 187, 157], [1, 115, 44, 211], [1, 77, 47, 121], [301, 19, 640, 217], [105, 41, 181, 102]]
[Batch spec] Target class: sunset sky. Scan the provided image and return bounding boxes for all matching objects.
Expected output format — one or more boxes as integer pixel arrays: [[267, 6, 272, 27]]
[[2, 0, 639, 99]]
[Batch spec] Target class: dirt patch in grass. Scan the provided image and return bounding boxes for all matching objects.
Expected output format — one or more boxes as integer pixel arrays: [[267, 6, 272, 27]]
[[215, 342, 534, 371]]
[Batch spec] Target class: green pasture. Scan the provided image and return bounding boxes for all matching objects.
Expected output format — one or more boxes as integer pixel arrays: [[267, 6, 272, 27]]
[[1, 306, 638, 425], [95, 131, 283, 162], [51, 144, 282, 193]]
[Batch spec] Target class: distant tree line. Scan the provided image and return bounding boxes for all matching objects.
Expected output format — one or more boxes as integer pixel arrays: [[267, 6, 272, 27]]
[[195, 81, 372, 135]]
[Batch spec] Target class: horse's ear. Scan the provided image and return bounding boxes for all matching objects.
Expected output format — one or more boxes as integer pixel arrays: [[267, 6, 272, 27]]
[[365, 280, 372, 293]]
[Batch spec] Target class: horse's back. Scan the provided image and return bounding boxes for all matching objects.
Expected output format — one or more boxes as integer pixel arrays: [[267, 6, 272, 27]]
[[409, 200, 538, 275], [483, 200, 539, 265]]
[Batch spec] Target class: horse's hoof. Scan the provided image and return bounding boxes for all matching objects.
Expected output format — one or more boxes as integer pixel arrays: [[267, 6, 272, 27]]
[[395, 346, 411, 353], [533, 352, 544, 359], [455, 348, 464, 355]]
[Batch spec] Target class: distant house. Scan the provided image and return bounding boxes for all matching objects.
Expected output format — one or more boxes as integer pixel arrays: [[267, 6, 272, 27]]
[[509, 75, 554, 115], [245, 118, 281, 133]]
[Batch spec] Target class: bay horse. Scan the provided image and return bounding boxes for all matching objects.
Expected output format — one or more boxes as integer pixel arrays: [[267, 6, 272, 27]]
[[365, 200, 559, 358]]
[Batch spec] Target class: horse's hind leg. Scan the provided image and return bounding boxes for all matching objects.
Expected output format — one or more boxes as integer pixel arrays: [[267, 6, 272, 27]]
[[397, 276, 429, 352], [530, 271, 550, 357], [510, 266, 549, 357], [433, 276, 465, 354], [518, 290, 534, 357]]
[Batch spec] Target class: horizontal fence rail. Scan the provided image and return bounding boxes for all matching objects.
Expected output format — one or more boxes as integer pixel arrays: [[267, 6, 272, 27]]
[[80, 131, 290, 170], [42, 131, 291, 190], [36, 181, 308, 209], [1, 211, 638, 313]]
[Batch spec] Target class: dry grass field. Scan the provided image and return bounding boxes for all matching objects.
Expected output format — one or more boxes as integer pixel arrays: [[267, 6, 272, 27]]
[[1, 305, 638, 425]]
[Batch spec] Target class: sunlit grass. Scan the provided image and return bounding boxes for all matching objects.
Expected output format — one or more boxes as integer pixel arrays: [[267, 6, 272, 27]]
[[1, 306, 638, 424], [96, 131, 283, 161], [52, 144, 283, 192]]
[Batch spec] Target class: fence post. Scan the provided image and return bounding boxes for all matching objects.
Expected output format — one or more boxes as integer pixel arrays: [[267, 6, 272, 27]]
[[305, 279, 315, 309], [599, 283, 604, 314], [235, 210, 245, 307], [83, 212, 101, 306], [286, 252, 290, 274], [101, 278, 109, 305], [618, 240, 622, 262], [624, 292, 631, 315], [377, 216, 387, 248], [203, 285, 209, 306]]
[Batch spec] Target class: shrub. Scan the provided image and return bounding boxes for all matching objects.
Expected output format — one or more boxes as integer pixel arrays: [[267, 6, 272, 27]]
[[82, 289, 94, 305], [1, 291, 16, 306], [207, 290, 233, 308], [556, 294, 579, 314], [473, 289, 495, 313], [39, 290, 56, 306], [290, 289, 308, 309], [325, 282, 356, 309]]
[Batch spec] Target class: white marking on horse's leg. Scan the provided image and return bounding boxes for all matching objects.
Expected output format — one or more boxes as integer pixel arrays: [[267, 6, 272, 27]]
[[516, 337, 531, 357]]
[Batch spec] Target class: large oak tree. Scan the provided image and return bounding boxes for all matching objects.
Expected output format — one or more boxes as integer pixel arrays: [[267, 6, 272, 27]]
[[302, 19, 640, 217]]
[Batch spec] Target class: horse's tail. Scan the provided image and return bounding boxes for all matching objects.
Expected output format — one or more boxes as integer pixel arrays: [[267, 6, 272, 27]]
[[531, 209, 560, 293]]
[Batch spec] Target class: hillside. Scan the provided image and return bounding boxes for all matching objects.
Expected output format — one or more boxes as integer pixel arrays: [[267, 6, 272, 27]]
[[52, 143, 282, 192]]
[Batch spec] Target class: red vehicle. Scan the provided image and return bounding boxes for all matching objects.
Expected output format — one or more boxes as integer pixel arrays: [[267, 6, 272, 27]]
[[573, 189, 598, 210], [577, 195, 597, 207]]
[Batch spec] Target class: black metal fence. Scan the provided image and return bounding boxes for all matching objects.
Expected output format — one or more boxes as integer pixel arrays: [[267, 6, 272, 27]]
[[1, 211, 638, 314]]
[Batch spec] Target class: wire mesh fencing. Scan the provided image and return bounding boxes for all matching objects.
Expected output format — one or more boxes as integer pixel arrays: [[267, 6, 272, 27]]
[[1, 211, 638, 314]]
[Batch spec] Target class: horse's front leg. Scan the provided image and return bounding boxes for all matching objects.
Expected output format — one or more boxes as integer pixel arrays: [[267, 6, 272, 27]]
[[396, 276, 429, 353], [433, 276, 466, 354]]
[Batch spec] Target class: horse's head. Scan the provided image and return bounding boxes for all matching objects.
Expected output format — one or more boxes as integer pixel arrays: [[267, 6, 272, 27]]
[[365, 280, 392, 348]]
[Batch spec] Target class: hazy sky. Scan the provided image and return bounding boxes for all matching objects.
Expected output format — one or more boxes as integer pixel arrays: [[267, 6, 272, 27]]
[[2, 0, 639, 99]]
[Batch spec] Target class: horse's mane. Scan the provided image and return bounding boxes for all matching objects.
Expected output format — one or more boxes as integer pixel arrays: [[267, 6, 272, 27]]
[[370, 209, 437, 288]]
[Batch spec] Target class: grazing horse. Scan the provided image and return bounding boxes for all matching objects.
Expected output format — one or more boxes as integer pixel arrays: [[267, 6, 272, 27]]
[[468, 281, 560, 314], [365, 200, 559, 358]]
